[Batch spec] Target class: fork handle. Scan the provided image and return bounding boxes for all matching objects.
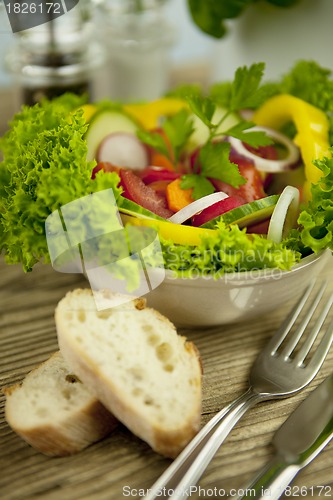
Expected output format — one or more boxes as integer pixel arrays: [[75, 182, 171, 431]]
[[144, 388, 264, 500], [236, 455, 300, 500]]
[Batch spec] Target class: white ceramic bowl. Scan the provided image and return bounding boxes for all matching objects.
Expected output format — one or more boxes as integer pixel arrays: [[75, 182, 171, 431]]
[[145, 249, 332, 328]]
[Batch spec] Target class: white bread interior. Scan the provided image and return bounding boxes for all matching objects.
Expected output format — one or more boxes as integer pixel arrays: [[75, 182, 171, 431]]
[[4, 351, 118, 456], [55, 289, 202, 458]]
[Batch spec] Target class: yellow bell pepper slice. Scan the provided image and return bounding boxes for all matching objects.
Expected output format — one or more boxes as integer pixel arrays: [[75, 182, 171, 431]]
[[253, 94, 331, 200], [124, 98, 187, 130], [120, 214, 218, 246], [73, 104, 98, 123], [80, 104, 98, 123]]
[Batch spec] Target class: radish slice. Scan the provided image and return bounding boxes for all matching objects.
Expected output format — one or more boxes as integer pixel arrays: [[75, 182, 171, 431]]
[[97, 132, 149, 170], [168, 192, 229, 224], [267, 185, 300, 243], [228, 126, 300, 173]]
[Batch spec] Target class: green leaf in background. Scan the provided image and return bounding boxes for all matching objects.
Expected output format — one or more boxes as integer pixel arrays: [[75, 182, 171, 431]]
[[275, 60, 333, 145], [187, 0, 251, 38], [279, 60, 333, 110], [166, 83, 203, 100], [209, 81, 233, 108], [187, 0, 303, 39], [267, 0, 300, 6]]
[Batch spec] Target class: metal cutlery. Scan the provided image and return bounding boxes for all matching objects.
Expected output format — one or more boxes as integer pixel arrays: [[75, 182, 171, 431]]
[[144, 281, 333, 500], [237, 372, 333, 499]]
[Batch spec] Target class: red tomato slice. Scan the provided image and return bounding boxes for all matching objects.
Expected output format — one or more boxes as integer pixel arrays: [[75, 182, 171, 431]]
[[148, 180, 170, 197], [91, 162, 120, 179], [247, 219, 270, 234], [237, 160, 266, 201], [120, 169, 174, 218], [140, 167, 180, 185], [191, 195, 245, 227], [243, 143, 279, 160]]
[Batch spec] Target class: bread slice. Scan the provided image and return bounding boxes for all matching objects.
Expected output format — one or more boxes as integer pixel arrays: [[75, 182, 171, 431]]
[[55, 289, 202, 458], [4, 351, 118, 456]]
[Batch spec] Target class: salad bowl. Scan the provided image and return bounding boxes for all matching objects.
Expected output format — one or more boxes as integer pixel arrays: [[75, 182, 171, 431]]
[[145, 249, 332, 328], [0, 62, 332, 333]]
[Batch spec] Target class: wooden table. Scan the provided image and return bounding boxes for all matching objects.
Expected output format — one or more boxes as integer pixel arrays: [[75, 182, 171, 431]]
[[0, 83, 333, 499], [1, 257, 333, 500]]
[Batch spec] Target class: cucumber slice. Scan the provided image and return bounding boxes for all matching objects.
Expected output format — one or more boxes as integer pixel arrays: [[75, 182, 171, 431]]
[[86, 109, 141, 161], [186, 106, 240, 152], [118, 197, 165, 221], [201, 195, 280, 230]]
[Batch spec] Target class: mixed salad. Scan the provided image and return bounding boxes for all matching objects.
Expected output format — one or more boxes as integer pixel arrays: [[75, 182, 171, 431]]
[[0, 61, 332, 277]]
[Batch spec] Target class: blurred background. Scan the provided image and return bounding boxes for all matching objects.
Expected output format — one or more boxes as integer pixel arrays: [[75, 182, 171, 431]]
[[0, 0, 333, 129]]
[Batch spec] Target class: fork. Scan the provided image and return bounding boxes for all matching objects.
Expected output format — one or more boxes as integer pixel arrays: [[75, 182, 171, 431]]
[[144, 280, 333, 500]]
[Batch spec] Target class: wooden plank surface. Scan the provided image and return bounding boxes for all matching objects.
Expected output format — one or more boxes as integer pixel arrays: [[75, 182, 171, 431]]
[[1, 257, 333, 500]]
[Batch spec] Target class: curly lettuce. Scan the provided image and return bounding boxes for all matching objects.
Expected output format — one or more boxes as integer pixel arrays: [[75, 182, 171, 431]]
[[0, 94, 121, 271], [161, 222, 299, 277], [297, 152, 333, 252]]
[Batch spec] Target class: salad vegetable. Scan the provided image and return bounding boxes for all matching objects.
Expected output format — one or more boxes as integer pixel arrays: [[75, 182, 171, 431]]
[[168, 192, 229, 225], [85, 105, 141, 161], [267, 186, 300, 243], [0, 61, 333, 276], [297, 152, 333, 253], [159, 221, 299, 277], [166, 179, 194, 212], [97, 132, 149, 170], [139, 63, 273, 200], [120, 214, 218, 247], [200, 195, 279, 230], [253, 94, 331, 200], [228, 126, 300, 173], [0, 95, 122, 271]]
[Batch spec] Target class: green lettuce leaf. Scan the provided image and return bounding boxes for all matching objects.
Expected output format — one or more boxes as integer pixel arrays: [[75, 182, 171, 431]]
[[0, 94, 122, 271], [296, 152, 333, 252], [160, 222, 299, 277]]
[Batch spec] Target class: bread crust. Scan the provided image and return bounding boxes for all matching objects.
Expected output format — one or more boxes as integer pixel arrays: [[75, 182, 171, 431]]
[[56, 289, 202, 458], [3, 352, 118, 456], [5, 398, 116, 456]]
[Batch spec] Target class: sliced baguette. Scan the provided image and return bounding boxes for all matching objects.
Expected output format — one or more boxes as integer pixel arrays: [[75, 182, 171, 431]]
[[56, 289, 202, 458], [4, 351, 118, 456]]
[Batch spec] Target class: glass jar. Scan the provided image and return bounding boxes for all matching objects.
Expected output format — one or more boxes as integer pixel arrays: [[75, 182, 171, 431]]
[[96, 0, 175, 102], [5, 0, 105, 105]]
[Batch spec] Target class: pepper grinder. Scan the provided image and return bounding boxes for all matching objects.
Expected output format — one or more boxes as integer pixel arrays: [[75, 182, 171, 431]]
[[6, 0, 104, 105]]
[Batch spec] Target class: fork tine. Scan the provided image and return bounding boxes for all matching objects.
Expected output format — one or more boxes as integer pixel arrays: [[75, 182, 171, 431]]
[[266, 280, 316, 354], [307, 314, 333, 372], [294, 292, 333, 366], [279, 282, 327, 359]]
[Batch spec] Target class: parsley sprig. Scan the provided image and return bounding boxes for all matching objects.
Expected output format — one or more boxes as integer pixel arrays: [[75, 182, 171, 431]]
[[137, 109, 194, 165], [138, 63, 273, 200]]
